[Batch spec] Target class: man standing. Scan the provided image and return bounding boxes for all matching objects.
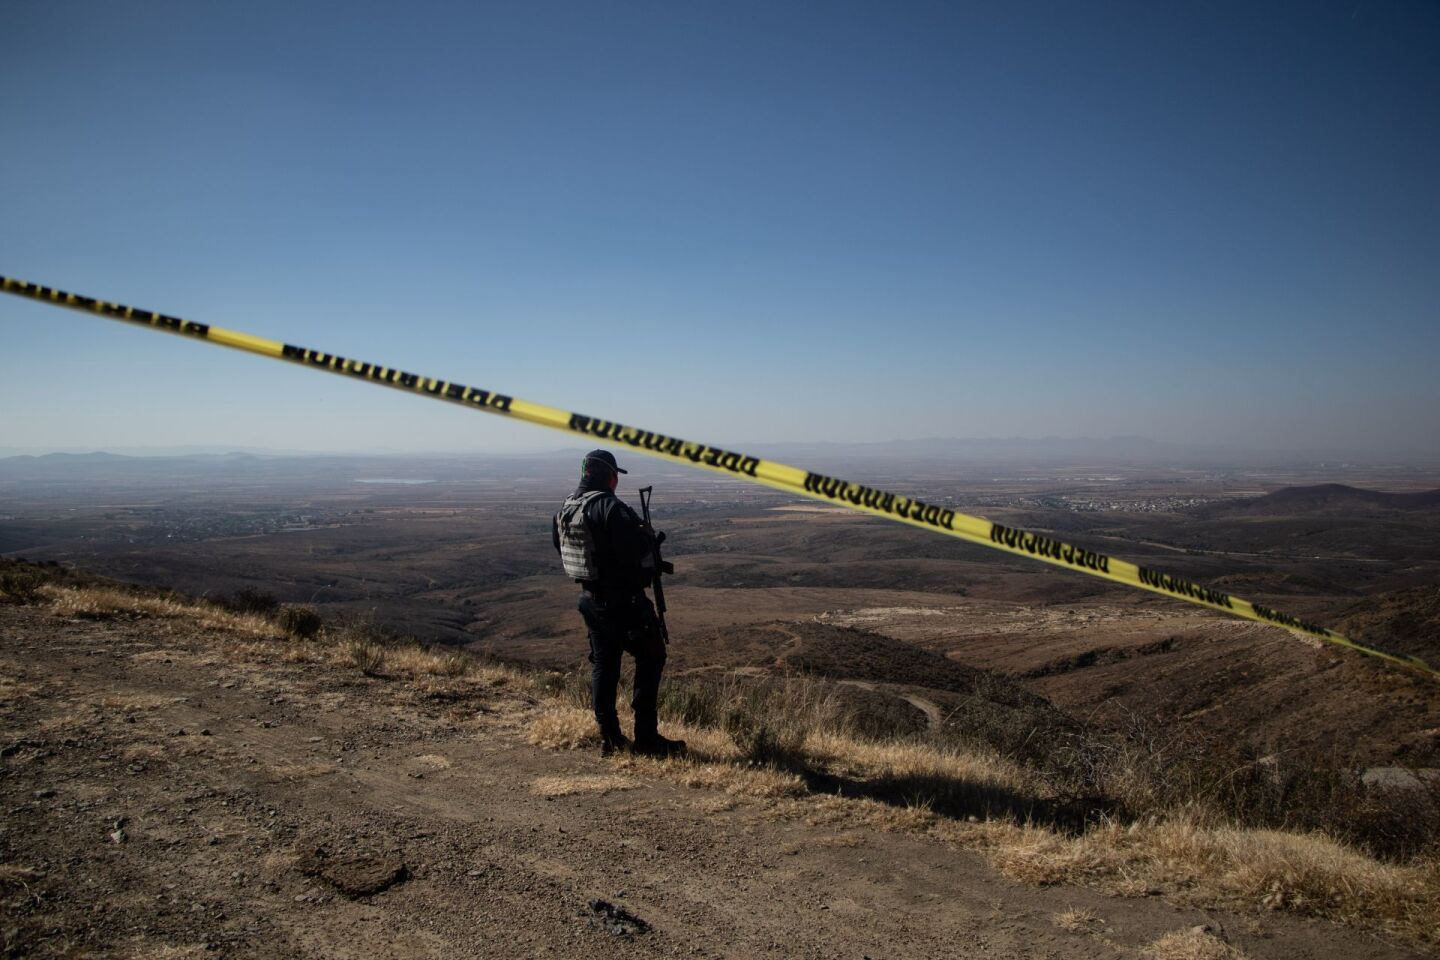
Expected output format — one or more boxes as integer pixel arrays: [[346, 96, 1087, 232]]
[[552, 449, 686, 757]]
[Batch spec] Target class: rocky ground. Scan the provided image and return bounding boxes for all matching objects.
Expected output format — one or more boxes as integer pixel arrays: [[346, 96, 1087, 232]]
[[0, 600, 1429, 960]]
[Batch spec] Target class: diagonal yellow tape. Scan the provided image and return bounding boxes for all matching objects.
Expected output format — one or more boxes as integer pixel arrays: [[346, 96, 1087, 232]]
[[2, 274, 1435, 680]]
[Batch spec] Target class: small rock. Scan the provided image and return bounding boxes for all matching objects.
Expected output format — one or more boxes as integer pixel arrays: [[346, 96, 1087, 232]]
[[33, 788, 56, 799], [109, 828, 127, 844], [586, 899, 649, 936], [200, 729, 212, 737]]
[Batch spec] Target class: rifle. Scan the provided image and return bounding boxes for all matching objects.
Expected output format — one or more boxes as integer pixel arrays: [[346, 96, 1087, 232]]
[[637, 486, 674, 644]]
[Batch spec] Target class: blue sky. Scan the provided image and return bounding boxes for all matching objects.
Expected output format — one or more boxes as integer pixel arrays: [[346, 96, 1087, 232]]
[[2, 1, 1437, 458]]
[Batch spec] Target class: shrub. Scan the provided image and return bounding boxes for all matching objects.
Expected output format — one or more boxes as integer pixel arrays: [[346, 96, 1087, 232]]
[[277, 605, 323, 640], [724, 704, 806, 770], [214, 587, 280, 616], [0, 570, 48, 605], [347, 637, 387, 676]]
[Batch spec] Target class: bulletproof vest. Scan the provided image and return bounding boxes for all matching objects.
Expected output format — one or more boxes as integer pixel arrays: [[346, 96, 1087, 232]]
[[557, 490, 610, 581]]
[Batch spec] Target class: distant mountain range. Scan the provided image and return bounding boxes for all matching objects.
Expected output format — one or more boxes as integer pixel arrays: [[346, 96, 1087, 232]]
[[2, 437, 1436, 470]]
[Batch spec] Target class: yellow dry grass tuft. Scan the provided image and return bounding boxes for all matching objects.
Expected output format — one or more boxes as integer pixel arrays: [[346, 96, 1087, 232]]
[[980, 818, 1440, 941], [1146, 929, 1248, 960], [527, 706, 597, 750], [1052, 907, 1100, 932], [626, 754, 807, 799], [803, 729, 1039, 802], [42, 585, 274, 636], [386, 644, 470, 677], [531, 774, 638, 797]]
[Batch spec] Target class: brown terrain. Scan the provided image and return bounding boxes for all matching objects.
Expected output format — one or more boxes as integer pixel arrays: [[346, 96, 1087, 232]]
[[2, 578, 1435, 960], [3, 450, 1440, 958]]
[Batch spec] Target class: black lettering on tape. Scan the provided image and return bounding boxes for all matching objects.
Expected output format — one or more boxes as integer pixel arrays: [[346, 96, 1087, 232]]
[[802, 472, 955, 532], [565, 414, 756, 477], [989, 523, 1111, 574], [1252, 603, 1329, 638], [1136, 567, 1233, 609]]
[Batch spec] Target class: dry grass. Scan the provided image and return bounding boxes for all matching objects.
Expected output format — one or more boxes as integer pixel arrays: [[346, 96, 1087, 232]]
[[1052, 907, 1100, 932], [523, 673, 1440, 943], [346, 637, 387, 676], [624, 753, 808, 799], [979, 818, 1440, 940], [1146, 929, 1248, 960], [267, 762, 337, 782], [43, 585, 274, 636], [16, 571, 1440, 946], [531, 774, 638, 797], [527, 706, 598, 750], [386, 644, 467, 677]]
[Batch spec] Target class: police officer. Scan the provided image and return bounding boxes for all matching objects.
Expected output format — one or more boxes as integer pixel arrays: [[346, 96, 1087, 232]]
[[553, 449, 686, 757]]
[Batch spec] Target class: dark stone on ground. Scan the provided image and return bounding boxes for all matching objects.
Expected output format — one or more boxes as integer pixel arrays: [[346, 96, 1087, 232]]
[[586, 898, 649, 936]]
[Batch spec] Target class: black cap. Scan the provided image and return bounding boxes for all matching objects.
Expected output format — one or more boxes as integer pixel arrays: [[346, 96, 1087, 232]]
[[582, 449, 627, 475]]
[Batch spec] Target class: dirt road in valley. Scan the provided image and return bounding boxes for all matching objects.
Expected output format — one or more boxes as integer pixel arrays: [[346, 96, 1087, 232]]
[[0, 603, 1424, 959]]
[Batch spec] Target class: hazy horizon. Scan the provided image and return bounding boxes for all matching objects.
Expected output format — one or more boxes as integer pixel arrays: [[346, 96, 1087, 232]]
[[3, 432, 1438, 468]]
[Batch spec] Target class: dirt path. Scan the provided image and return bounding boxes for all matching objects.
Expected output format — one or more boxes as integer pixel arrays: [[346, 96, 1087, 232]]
[[0, 604, 1424, 959]]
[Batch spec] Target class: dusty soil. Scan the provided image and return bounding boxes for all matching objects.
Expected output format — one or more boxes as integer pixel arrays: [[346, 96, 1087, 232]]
[[0, 602, 1427, 959]]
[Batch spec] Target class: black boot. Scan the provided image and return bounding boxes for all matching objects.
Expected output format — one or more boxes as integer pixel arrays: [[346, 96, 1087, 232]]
[[632, 710, 685, 757], [632, 732, 686, 757], [599, 721, 630, 758]]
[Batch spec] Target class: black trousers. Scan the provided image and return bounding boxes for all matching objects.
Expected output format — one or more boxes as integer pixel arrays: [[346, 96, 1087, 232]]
[[578, 589, 666, 740]]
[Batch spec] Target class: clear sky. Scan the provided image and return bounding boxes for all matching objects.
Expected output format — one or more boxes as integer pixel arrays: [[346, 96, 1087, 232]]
[[2, 1, 1437, 459]]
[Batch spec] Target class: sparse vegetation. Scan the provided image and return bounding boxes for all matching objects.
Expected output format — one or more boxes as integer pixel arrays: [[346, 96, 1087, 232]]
[[4, 557, 1439, 945], [527, 706, 597, 750], [213, 587, 281, 617], [0, 569, 48, 605], [276, 604, 323, 640], [346, 636, 387, 676], [1145, 928, 1248, 960], [1052, 907, 1099, 932]]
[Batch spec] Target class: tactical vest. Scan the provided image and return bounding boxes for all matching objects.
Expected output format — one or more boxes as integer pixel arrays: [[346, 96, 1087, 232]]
[[557, 490, 610, 581]]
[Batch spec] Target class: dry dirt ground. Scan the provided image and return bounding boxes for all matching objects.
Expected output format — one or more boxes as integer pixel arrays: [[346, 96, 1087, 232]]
[[0, 603, 1427, 960]]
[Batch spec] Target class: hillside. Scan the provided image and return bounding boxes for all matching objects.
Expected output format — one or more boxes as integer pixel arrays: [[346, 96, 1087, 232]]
[[3, 563, 1438, 958], [1207, 484, 1440, 516]]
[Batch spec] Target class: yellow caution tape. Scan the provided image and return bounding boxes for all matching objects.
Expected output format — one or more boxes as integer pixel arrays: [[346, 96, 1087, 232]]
[[3, 274, 1435, 680]]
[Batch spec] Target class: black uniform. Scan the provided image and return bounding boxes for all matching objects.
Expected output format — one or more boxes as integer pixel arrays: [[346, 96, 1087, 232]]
[[551, 477, 667, 746]]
